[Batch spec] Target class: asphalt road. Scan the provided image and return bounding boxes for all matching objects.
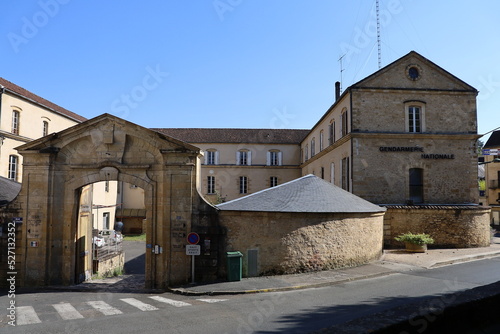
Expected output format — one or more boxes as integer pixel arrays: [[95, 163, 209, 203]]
[[123, 240, 146, 275], [3, 257, 500, 333]]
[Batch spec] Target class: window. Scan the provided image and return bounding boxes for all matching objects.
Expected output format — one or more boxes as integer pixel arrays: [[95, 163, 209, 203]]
[[205, 150, 218, 165], [321, 167, 325, 179], [311, 138, 316, 157], [408, 106, 421, 133], [207, 176, 215, 194], [8, 155, 18, 181], [319, 131, 324, 151], [270, 176, 278, 187], [105, 181, 110, 192], [239, 176, 248, 194], [328, 121, 335, 145], [267, 150, 282, 166], [341, 157, 350, 191], [103, 212, 110, 230], [341, 109, 349, 137], [409, 168, 424, 203], [42, 121, 49, 137], [237, 150, 251, 165], [12, 110, 20, 134], [330, 162, 335, 184], [305, 144, 309, 161], [406, 102, 425, 133]]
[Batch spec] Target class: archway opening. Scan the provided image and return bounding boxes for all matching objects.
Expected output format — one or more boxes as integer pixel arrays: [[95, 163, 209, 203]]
[[75, 180, 146, 289]]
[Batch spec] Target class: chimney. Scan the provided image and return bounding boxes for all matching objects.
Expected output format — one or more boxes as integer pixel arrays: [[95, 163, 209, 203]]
[[335, 81, 341, 101]]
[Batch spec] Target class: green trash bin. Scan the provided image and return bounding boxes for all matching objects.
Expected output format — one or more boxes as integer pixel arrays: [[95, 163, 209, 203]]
[[226, 251, 243, 281]]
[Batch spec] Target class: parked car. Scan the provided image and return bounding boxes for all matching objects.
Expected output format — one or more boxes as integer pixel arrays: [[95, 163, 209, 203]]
[[98, 229, 123, 244], [93, 235, 106, 248]]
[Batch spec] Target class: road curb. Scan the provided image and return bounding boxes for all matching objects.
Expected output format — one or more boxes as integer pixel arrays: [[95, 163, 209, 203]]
[[427, 251, 500, 269], [167, 271, 394, 296]]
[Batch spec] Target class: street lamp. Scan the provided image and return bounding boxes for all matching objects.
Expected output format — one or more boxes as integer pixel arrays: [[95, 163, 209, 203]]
[[479, 158, 500, 165]]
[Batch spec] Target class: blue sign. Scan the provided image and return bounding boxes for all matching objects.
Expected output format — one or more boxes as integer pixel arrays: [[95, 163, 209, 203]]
[[187, 232, 200, 245]]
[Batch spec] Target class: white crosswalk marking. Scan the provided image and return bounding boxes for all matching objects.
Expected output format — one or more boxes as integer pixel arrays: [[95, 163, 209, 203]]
[[149, 296, 191, 307], [197, 298, 228, 303], [86, 301, 123, 315], [53, 303, 84, 320], [120, 298, 159, 311], [16, 306, 42, 326]]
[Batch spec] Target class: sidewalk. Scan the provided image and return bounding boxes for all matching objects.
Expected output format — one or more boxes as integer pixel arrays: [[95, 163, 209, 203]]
[[37, 239, 500, 295], [169, 239, 500, 296]]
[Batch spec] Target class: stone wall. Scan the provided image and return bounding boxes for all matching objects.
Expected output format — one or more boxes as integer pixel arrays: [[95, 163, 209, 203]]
[[383, 206, 491, 248], [218, 211, 384, 277]]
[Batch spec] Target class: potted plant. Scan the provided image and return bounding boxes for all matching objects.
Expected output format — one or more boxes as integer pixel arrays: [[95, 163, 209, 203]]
[[395, 232, 434, 253]]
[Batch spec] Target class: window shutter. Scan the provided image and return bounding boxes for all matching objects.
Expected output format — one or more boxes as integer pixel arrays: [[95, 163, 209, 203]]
[[278, 152, 282, 166], [266, 152, 270, 166], [236, 151, 240, 165], [247, 151, 252, 165], [215, 151, 219, 165]]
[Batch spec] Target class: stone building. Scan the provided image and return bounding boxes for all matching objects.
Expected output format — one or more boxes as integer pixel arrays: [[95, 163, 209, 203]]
[[300, 51, 489, 248], [217, 174, 385, 277], [0, 77, 86, 182], [0, 51, 492, 288], [482, 131, 500, 225], [154, 128, 309, 204]]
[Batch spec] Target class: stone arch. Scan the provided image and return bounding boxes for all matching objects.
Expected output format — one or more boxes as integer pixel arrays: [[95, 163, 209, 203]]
[[13, 114, 203, 289]]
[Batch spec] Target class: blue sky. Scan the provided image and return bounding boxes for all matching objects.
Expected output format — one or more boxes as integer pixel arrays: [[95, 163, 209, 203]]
[[1, 1, 499, 139]]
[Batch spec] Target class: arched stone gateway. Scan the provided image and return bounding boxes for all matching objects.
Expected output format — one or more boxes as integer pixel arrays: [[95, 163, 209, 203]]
[[13, 114, 208, 289]]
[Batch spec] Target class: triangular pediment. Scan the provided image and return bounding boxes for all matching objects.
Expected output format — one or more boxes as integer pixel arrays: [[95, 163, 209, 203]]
[[16, 113, 200, 167], [17, 113, 199, 153], [351, 51, 477, 92]]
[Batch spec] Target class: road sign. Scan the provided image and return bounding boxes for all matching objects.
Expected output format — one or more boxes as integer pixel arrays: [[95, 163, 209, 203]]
[[187, 232, 200, 245], [483, 149, 499, 155], [186, 244, 201, 256]]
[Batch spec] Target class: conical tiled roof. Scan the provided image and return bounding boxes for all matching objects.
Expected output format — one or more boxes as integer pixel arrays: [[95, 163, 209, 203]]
[[0, 176, 21, 206], [216, 174, 385, 213]]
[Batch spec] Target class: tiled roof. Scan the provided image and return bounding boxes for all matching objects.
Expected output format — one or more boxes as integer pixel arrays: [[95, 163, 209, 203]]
[[0, 176, 21, 206], [152, 128, 309, 144], [0, 77, 87, 123], [381, 204, 485, 210], [216, 174, 386, 213], [484, 131, 500, 148]]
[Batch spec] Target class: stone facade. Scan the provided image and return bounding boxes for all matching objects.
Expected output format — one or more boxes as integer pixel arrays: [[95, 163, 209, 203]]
[[218, 211, 384, 276], [384, 206, 491, 248], [7, 114, 206, 289]]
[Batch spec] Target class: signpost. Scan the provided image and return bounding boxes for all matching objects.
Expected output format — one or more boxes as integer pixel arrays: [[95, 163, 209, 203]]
[[483, 149, 499, 155], [186, 232, 200, 283]]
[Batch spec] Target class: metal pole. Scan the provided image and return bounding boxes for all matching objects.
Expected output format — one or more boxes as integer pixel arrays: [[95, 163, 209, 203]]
[[191, 255, 195, 284]]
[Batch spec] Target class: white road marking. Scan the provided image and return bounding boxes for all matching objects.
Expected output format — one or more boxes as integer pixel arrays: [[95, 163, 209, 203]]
[[120, 298, 159, 311], [52, 303, 84, 320], [149, 296, 191, 307], [197, 298, 228, 303], [16, 306, 42, 325], [86, 301, 123, 315]]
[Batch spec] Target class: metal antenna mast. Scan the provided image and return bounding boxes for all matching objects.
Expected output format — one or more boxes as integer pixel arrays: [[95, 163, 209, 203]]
[[376, 0, 381, 69], [338, 53, 346, 94]]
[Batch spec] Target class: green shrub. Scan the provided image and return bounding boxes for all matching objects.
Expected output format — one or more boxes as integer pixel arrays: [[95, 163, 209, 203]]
[[395, 232, 434, 245]]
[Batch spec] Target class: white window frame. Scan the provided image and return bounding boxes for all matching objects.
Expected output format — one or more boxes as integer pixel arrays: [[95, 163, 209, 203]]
[[267, 150, 282, 166], [319, 130, 324, 151], [42, 120, 49, 137], [8, 155, 19, 181], [330, 162, 335, 184], [405, 102, 426, 133], [12, 110, 20, 135], [205, 150, 218, 165], [207, 176, 215, 194], [236, 150, 251, 166], [270, 176, 278, 187], [239, 176, 248, 194]]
